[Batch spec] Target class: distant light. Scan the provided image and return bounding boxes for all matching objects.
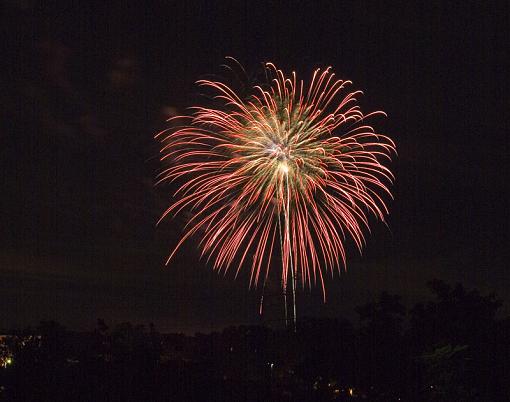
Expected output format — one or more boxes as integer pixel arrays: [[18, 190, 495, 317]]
[[348, 388, 354, 397]]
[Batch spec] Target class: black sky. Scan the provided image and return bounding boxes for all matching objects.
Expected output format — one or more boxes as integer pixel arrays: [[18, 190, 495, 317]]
[[2, 0, 509, 333]]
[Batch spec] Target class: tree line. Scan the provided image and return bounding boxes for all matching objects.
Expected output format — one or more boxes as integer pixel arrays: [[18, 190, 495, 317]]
[[1, 280, 509, 401]]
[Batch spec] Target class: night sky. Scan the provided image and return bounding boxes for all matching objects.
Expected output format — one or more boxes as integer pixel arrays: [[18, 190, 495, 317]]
[[2, 1, 509, 333]]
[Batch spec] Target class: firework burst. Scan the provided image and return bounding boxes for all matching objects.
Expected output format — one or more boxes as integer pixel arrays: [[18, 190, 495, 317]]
[[156, 60, 395, 301]]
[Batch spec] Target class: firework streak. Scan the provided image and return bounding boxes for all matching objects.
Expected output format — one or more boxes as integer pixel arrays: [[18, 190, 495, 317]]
[[156, 62, 396, 300]]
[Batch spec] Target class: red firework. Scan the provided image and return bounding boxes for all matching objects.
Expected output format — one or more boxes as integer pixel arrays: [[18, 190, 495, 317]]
[[156, 60, 396, 301]]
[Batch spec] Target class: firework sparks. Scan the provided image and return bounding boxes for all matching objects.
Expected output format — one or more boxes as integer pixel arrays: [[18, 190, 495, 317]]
[[156, 61, 395, 301]]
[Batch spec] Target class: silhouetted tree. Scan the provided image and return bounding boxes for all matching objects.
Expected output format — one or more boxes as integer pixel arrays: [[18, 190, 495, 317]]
[[356, 292, 408, 398], [409, 280, 506, 401]]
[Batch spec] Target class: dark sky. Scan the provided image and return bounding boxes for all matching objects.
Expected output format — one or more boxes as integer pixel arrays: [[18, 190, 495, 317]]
[[2, 1, 509, 333]]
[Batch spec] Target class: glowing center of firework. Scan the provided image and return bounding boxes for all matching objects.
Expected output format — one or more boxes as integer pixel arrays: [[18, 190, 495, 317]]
[[279, 161, 290, 174], [269, 142, 293, 174], [269, 142, 289, 156]]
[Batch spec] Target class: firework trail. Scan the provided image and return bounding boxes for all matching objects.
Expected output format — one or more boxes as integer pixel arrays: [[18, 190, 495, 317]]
[[156, 60, 395, 309]]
